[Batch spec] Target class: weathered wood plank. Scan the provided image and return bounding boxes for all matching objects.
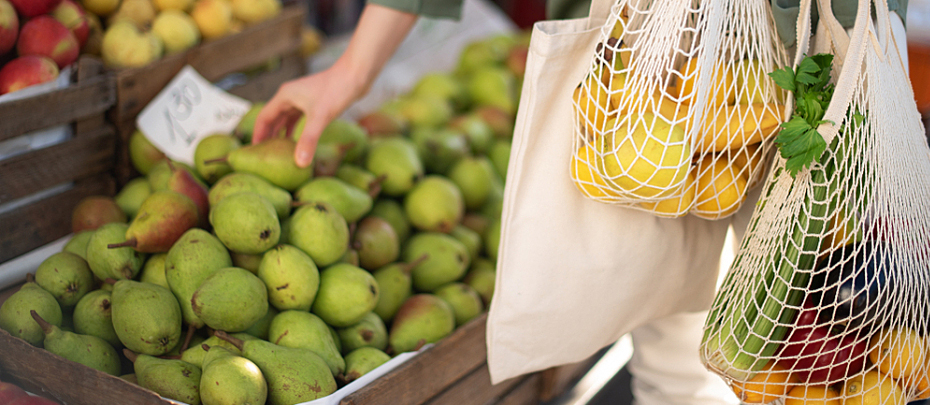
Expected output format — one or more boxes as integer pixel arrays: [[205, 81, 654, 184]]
[[424, 364, 522, 405], [537, 355, 600, 401], [496, 374, 542, 405], [0, 127, 115, 204], [228, 52, 307, 102], [341, 314, 489, 405]]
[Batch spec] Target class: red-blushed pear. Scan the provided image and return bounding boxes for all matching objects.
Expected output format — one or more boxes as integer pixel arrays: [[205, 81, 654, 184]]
[[0, 55, 58, 95], [52, 0, 90, 47], [9, 0, 62, 18], [506, 43, 528, 78], [108, 190, 198, 253], [357, 110, 407, 137], [17, 16, 80, 68], [71, 195, 127, 233], [165, 161, 210, 228], [473, 105, 515, 139], [0, 382, 27, 404], [0, 0, 17, 55]]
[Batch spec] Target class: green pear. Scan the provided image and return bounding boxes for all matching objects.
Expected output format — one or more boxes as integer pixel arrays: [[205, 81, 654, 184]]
[[312, 264, 379, 328], [63, 230, 94, 260], [353, 216, 399, 271], [456, 38, 510, 75], [312, 141, 351, 177], [412, 72, 468, 111], [210, 192, 280, 255], [71, 196, 127, 233], [336, 164, 383, 197], [139, 253, 169, 289], [485, 218, 501, 260], [370, 199, 411, 244], [464, 259, 496, 306], [111, 279, 182, 355], [358, 109, 407, 137], [449, 113, 494, 155], [148, 160, 200, 191], [73, 289, 121, 347], [166, 229, 232, 329], [404, 176, 464, 233], [288, 202, 349, 267], [125, 349, 202, 405], [317, 118, 368, 164], [214, 331, 337, 404], [115, 190, 199, 253], [341, 347, 391, 384], [243, 306, 278, 340], [199, 345, 268, 405], [448, 156, 497, 211], [475, 106, 515, 139], [268, 310, 345, 376], [168, 333, 205, 357], [0, 274, 63, 347], [329, 324, 342, 353], [209, 172, 292, 220], [181, 334, 248, 367], [434, 283, 484, 327], [398, 94, 453, 129], [450, 225, 482, 263], [223, 138, 313, 191], [467, 66, 517, 114], [410, 127, 470, 174], [365, 138, 423, 197], [461, 213, 491, 237], [340, 249, 361, 267], [34, 252, 95, 308], [191, 267, 268, 332], [294, 177, 373, 223], [230, 251, 263, 274], [489, 140, 512, 181], [86, 223, 147, 281], [389, 294, 455, 354], [31, 311, 121, 375], [372, 257, 426, 323], [129, 130, 166, 175], [122, 373, 138, 384], [337, 312, 388, 354], [194, 134, 240, 184], [258, 245, 319, 311], [480, 178, 505, 221], [404, 233, 470, 292], [234, 102, 265, 143], [114, 178, 152, 218]]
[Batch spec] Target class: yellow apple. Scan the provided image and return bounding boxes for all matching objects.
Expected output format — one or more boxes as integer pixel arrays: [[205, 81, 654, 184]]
[[81, 0, 120, 17], [152, 10, 199, 54], [152, 0, 192, 11], [191, 0, 232, 40], [108, 0, 156, 28], [231, 0, 280, 25], [102, 20, 164, 68]]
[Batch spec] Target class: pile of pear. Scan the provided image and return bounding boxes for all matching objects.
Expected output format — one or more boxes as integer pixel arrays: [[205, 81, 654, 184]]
[[570, 14, 786, 220], [0, 32, 525, 405]]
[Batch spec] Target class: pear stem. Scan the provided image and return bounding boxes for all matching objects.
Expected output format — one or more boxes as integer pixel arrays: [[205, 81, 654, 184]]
[[202, 344, 211, 352], [180, 324, 197, 353], [107, 239, 137, 249], [104, 278, 117, 286], [123, 349, 138, 363], [402, 254, 430, 274], [413, 339, 427, 352], [213, 331, 244, 352], [25, 273, 35, 284], [203, 157, 228, 165], [30, 310, 52, 335], [367, 175, 387, 198]]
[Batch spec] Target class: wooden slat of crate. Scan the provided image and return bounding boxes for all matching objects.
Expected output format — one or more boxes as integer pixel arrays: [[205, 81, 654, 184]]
[[227, 52, 306, 102], [0, 74, 114, 142], [423, 364, 525, 405], [537, 354, 601, 401], [497, 374, 543, 405], [0, 176, 115, 263], [340, 313, 489, 405], [0, 127, 115, 205]]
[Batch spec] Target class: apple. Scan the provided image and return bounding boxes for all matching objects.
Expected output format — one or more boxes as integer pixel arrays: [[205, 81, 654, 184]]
[[152, 0, 192, 11], [0, 0, 16, 55], [51, 0, 90, 47], [190, 0, 232, 40], [80, 0, 119, 17], [17, 16, 80, 68], [231, 0, 280, 25], [151, 10, 199, 54], [107, 0, 156, 28], [9, 0, 62, 18], [0, 55, 60, 95], [101, 20, 163, 68], [0, 382, 28, 404]]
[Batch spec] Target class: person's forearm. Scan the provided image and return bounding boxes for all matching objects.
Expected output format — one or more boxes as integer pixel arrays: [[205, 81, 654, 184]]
[[337, 4, 419, 100]]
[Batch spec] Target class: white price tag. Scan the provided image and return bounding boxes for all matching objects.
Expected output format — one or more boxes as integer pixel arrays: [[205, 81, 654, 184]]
[[136, 65, 252, 166]]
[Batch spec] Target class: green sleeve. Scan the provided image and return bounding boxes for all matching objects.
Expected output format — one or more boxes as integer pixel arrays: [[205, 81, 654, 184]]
[[772, 0, 908, 48], [366, 0, 464, 19], [546, 0, 592, 20]]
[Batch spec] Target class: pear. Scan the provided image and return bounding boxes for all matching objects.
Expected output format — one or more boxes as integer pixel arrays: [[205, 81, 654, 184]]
[[125, 349, 202, 405], [312, 141, 352, 177], [312, 264, 379, 328], [398, 94, 453, 129], [111, 279, 182, 355], [448, 156, 497, 210], [464, 259, 496, 306], [166, 229, 232, 329], [199, 345, 268, 405], [86, 223, 147, 281], [129, 130, 166, 175], [489, 140, 512, 180], [110, 190, 199, 253], [485, 218, 501, 260], [412, 72, 468, 111], [234, 102, 264, 143], [166, 163, 210, 228], [336, 164, 384, 197], [371, 257, 426, 323], [434, 283, 484, 327], [456, 39, 510, 75], [209, 172, 292, 220], [337, 312, 388, 354], [194, 134, 240, 184], [449, 114, 494, 155], [315, 118, 368, 164], [63, 230, 94, 260], [31, 311, 121, 375], [230, 251, 262, 274], [340, 347, 391, 384], [370, 199, 411, 244], [481, 178, 504, 221], [181, 335, 247, 366], [467, 66, 517, 114], [403, 233, 470, 292], [73, 289, 120, 347], [353, 216, 399, 271], [214, 331, 337, 404], [404, 176, 464, 233], [268, 311, 345, 376], [191, 267, 268, 332], [410, 127, 470, 174], [365, 138, 423, 197], [148, 159, 200, 191], [340, 249, 361, 267], [139, 253, 169, 289], [243, 306, 278, 340], [258, 244, 319, 311], [288, 202, 349, 267], [71, 196, 127, 233], [461, 213, 491, 237], [450, 225, 481, 263], [35, 252, 95, 308], [0, 274, 63, 347], [210, 192, 280, 255], [474, 106, 515, 140], [388, 294, 455, 354], [220, 138, 313, 191], [122, 373, 139, 384], [294, 177, 373, 223], [114, 178, 153, 218], [358, 110, 407, 137]]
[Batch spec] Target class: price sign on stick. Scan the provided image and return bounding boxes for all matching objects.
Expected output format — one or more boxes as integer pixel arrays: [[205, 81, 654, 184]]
[[137, 65, 252, 166]]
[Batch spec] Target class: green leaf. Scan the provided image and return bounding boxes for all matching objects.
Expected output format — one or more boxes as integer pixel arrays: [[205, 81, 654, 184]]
[[768, 67, 796, 92], [795, 57, 821, 85]]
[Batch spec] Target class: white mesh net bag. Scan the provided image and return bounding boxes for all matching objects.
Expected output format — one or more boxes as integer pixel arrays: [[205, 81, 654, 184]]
[[569, 0, 790, 219], [700, 0, 930, 401]]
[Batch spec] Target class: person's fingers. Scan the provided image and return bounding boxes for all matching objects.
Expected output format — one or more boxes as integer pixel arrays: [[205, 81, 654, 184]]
[[252, 100, 283, 144], [294, 112, 329, 168], [282, 113, 303, 140]]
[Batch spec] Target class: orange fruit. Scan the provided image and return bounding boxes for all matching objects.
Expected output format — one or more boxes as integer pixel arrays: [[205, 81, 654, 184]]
[[784, 385, 841, 405], [731, 361, 797, 403], [691, 154, 747, 219], [869, 327, 926, 379], [571, 143, 619, 199], [841, 370, 905, 405]]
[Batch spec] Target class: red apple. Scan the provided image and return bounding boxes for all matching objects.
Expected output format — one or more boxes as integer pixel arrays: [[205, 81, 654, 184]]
[[8, 394, 62, 405], [0, 55, 59, 95], [51, 0, 89, 47], [8, 0, 62, 18], [17, 16, 79, 68], [0, 382, 28, 403], [0, 0, 16, 55]]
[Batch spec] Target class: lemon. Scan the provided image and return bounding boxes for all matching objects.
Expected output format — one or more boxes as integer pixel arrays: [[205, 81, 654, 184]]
[[869, 327, 925, 379], [671, 57, 735, 107], [692, 154, 747, 219], [730, 361, 797, 403], [600, 114, 690, 198], [573, 68, 613, 137], [640, 169, 695, 217], [571, 143, 619, 198], [842, 370, 905, 405], [784, 385, 841, 405]]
